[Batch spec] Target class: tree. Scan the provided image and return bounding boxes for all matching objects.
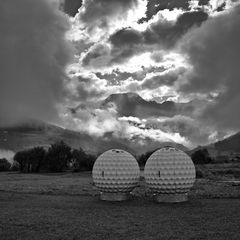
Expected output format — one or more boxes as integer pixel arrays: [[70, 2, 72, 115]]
[[191, 148, 212, 164], [0, 158, 11, 171], [45, 141, 72, 172], [13, 147, 46, 173], [28, 147, 46, 172], [71, 148, 96, 172], [138, 150, 155, 167], [14, 150, 28, 172]]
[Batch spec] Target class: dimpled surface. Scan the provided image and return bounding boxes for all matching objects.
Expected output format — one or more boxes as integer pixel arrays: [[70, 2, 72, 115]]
[[92, 149, 140, 193], [144, 147, 195, 194]]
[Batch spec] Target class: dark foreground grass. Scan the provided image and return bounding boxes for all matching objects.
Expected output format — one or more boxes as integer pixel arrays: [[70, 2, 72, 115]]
[[0, 172, 240, 240], [0, 192, 240, 240]]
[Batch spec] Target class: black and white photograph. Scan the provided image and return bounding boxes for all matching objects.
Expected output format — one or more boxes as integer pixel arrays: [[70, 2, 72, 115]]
[[0, 0, 240, 239]]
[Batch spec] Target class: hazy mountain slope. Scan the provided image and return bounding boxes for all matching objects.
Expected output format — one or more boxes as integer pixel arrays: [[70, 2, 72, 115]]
[[214, 132, 240, 152], [189, 131, 240, 157], [0, 120, 188, 156]]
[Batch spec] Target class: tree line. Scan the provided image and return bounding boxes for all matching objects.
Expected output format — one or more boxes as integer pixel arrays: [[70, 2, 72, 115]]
[[1, 141, 96, 173], [0, 145, 215, 173], [136, 148, 213, 167]]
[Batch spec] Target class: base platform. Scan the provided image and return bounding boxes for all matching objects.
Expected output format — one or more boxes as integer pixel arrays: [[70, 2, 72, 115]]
[[100, 192, 129, 201], [154, 193, 188, 203]]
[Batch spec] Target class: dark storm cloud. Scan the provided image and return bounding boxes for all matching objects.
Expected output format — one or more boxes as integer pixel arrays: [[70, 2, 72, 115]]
[[82, 10, 208, 67], [113, 10, 208, 63], [179, 4, 240, 130], [0, 0, 73, 126]]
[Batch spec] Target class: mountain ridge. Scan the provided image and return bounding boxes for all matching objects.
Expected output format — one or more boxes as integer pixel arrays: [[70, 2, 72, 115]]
[[0, 119, 188, 156]]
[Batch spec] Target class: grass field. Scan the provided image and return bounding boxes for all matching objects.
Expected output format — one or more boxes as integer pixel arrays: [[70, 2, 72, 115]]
[[0, 171, 240, 240]]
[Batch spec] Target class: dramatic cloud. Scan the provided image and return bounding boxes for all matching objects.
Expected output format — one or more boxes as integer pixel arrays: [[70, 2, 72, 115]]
[[0, 0, 73, 126], [140, 0, 191, 22], [2, 0, 238, 149], [64, 1, 240, 148], [82, 10, 208, 67], [73, 0, 147, 41], [179, 4, 240, 131], [141, 67, 186, 89]]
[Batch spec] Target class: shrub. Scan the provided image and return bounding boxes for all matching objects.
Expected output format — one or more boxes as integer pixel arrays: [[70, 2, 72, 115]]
[[196, 168, 204, 178], [0, 158, 11, 171], [191, 148, 212, 165], [45, 141, 72, 172]]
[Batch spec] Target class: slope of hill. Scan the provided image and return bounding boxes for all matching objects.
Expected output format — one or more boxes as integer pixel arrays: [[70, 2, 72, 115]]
[[214, 132, 240, 153], [189, 131, 240, 159], [0, 120, 188, 156]]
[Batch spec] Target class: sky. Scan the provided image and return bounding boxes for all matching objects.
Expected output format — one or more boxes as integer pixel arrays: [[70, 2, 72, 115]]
[[0, 0, 240, 149]]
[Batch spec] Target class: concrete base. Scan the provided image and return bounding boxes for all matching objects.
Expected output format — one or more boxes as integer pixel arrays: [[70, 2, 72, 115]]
[[100, 192, 129, 201], [154, 193, 188, 203]]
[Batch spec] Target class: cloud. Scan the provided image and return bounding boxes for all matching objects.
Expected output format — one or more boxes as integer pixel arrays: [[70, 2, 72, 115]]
[[0, 0, 73, 126], [150, 115, 212, 146], [141, 67, 186, 89], [62, 103, 190, 147], [178, 4, 240, 131], [74, 0, 147, 40], [81, 10, 208, 67], [64, 1, 240, 147], [141, 0, 191, 22]]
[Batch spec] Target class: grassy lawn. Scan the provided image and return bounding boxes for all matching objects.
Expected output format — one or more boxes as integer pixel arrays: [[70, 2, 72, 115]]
[[0, 171, 240, 240]]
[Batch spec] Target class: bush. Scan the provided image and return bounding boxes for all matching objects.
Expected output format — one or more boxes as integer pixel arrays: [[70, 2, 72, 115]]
[[45, 141, 72, 172], [191, 148, 212, 165], [196, 168, 204, 178], [0, 158, 11, 171], [71, 148, 96, 172]]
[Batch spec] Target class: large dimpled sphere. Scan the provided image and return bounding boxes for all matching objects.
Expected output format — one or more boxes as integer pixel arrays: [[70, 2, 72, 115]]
[[144, 147, 195, 194], [92, 149, 140, 193]]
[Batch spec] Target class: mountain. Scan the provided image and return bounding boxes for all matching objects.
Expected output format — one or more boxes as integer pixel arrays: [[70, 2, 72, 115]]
[[0, 120, 133, 155], [189, 132, 240, 159], [214, 132, 240, 153], [103, 92, 177, 118], [0, 120, 188, 156], [102, 92, 205, 119]]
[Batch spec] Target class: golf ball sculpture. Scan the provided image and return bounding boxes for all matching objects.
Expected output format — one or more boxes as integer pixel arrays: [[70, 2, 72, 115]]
[[144, 146, 196, 202], [92, 149, 140, 201]]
